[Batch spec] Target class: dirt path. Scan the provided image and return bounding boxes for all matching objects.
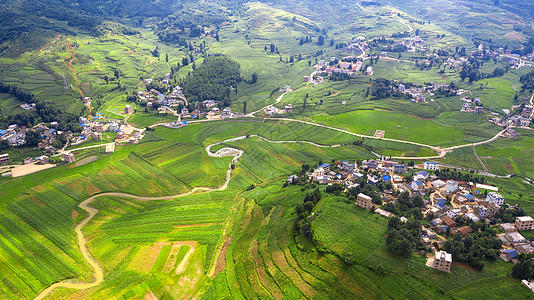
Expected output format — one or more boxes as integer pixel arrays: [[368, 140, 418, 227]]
[[40, 34, 61, 54], [34, 137, 245, 299], [472, 145, 488, 172]]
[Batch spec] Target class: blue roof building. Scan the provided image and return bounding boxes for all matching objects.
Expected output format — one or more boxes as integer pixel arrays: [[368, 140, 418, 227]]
[[383, 175, 391, 181], [503, 249, 518, 259]]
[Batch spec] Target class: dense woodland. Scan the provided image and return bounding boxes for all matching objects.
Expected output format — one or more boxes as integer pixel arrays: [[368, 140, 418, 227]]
[[181, 55, 241, 107]]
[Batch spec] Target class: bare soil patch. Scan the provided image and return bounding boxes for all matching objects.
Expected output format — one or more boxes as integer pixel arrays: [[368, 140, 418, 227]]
[[212, 237, 232, 277]]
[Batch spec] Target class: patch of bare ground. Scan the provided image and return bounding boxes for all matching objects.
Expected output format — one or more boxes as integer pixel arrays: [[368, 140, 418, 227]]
[[212, 237, 231, 277], [175, 243, 196, 275]]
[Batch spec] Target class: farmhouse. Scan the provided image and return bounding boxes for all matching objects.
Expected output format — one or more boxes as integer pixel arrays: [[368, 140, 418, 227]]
[[356, 193, 373, 210], [62, 153, 76, 163], [486, 192, 504, 206], [516, 216, 534, 231], [424, 161, 439, 170], [0, 153, 9, 165], [124, 105, 133, 114], [432, 251, 452, 272]]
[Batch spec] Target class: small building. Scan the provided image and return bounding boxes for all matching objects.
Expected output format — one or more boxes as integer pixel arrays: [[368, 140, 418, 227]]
[[446, 208, 461, 220], [474, 106, 483, 114], [486, 192, 504, 206], [368, 176, 380, 186], [432, 251, 452, 272], [62, 152, 75, 163], [356, 193, 373, 211], [432, 179, 446, 189], [318, 163, 331, 173], [445, 180, 458, 194], [284, 104, 293, 113], [455, 194, 470, 205], [505, 231, 526, 243], [0, 153, 10, 165], [394, 165, 406, 173], [503, 249, 518, 260], [416, 171, 429, 181], [342, 161, 355, 172], [457, 226, 473, 236], [424, 161, 439, 170], [37, 156, 49, 164], [441, 216, 456, 228], [411, 180, 425, 191], [499, 223, 517, 232], [516, 216, 534, 231], [473, 204, 488, 219], [465, 213, 480, 223], [123, 105, 133, 114]]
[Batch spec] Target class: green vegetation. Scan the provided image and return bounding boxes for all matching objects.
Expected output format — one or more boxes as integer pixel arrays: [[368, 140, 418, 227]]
[[1, 0, 534, 298]]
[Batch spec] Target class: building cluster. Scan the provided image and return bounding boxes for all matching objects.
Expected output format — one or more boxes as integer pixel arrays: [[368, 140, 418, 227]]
[[138, 86, 185, 108], [385, 35, 429, 53], [460, 96, 484, 114], [486, 105, 532, 136], [397, 82, 462, 103], [316, 57, 364, 77], [287, 156, 534, 274], [0, 124, 26, 146]]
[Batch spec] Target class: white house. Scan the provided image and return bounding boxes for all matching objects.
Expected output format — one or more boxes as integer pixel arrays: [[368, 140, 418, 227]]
[[424, 161, 439, 170], [446, 208, 461, 220], [486, 192, 504, 206], [445, 180, 458, 194]]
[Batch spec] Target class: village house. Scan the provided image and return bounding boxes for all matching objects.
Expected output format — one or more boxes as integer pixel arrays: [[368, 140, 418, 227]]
[[441, 216, 456, 228], [445, 180, 458, 194], [486, 192, 504, 206], [37, 156, 49, 164], [432, 251, 452, 272], [123, 105, 133, 114], [318, 163, 331, 173], [0, 153, 9, 165], [356, 193, 373, 210], [424, 161, 439, 170], [457, 226, 474, 236], [62, 152, 76, 163], [516, 216, 534, 231], [499, 223, 517, 232]]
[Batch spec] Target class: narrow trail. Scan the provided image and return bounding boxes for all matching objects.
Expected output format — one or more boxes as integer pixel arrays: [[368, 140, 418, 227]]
[[65, 38, 84, 98], [472, 145, 488, 172], [34, 136, 245, 299], [40, 34, 61, 54]]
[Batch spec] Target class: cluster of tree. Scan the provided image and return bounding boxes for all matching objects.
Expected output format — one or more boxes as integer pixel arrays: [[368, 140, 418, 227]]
[[434, 168, 486, 184], [386, 216, 421, 257], [0, 82, 35, 103], [369, 78, 393, 99], [265, 44, 279, 54], [299, 35, 314, 45], [152, 44, 162, 58], [391, 32, 411, 38], [348, 183, 382, 205], [328, 72, 352, 81], [442, 230, 501, 271], [181, 55, 241, 107], [383, 191, 424, 220], [153, 3, 232, 42], [520, 70, 534, 91], [295, 186, 323, 238], [492, 204, 525, 224], [512, 254, 534, 280], [334, 42, 347, 50]]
